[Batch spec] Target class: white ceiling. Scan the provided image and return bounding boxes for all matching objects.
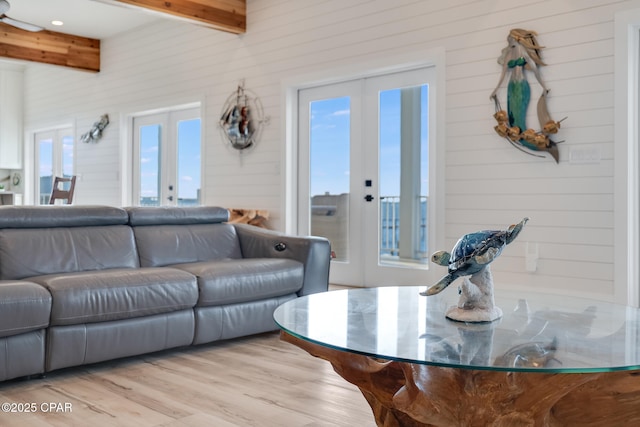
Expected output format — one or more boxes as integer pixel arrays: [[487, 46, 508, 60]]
[[5, 0, 160, 39]]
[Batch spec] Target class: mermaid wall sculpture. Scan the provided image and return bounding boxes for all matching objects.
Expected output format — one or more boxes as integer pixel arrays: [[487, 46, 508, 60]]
[[490, 29, 565, 163]]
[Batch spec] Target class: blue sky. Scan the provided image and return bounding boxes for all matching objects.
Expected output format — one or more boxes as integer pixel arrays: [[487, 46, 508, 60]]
[[139, 125, 160, 198], [309, 96, 351, 195], [309, 86, 429, 197]]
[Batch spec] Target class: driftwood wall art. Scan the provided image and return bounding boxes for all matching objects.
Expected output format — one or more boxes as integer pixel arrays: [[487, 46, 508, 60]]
[[227, 208, 269, 228], [490, 29, 566, 163]]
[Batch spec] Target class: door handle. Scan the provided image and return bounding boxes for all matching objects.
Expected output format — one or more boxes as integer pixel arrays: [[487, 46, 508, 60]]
[[364, 194, 374, 202]]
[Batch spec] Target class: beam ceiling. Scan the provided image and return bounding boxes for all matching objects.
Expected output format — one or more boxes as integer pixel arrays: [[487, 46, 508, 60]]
[[0, 0, 245, 72], [112, 0, 246, 34], [0, 23, 100, 72]]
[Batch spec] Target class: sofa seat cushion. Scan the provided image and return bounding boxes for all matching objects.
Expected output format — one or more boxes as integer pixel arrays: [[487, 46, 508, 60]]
[[30, 268, 198, 326], [0, 280, 52, 338], [170, 258, 304, 307]]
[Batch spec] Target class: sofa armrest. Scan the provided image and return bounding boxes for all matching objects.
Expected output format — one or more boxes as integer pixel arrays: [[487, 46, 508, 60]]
[[233, 224, 331, 296]]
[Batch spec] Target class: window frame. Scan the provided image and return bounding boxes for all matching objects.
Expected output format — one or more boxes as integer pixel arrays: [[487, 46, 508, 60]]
[[131, 107, 202, 207], [282, 48, 446, 256], [124, 102, 202, 207]]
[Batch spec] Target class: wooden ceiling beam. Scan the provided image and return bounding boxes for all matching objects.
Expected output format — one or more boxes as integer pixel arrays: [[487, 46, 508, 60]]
[[111, 0, 246, 34], [0, 0, 244, 71], [0, 23, 100, 72]]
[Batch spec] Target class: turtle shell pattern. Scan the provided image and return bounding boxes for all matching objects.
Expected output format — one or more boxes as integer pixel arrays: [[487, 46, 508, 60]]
[[448, 229, 509, 273]]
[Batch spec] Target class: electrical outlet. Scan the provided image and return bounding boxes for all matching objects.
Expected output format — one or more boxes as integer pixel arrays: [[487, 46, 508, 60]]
[[569, 147, 601, 164], [525, 242, 538, 272]]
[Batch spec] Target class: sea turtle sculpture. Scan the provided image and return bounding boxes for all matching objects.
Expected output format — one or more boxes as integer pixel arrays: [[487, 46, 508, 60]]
[[420, 218, 529, 297]]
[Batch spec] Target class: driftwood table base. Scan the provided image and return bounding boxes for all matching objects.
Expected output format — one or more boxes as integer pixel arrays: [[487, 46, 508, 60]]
[[281, 331, 640, 426]]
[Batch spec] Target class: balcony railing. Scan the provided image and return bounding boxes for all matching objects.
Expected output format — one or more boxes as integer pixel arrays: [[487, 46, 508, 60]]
[[380, 195, 428, 259], [311, 193, 428, 262]]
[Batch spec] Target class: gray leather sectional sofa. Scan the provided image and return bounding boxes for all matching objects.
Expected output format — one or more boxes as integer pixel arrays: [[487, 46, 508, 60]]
[[0, 205, 330, 382]]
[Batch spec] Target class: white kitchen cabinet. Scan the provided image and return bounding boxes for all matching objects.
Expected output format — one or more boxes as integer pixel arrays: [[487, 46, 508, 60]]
[[0, 67, 23, 169]]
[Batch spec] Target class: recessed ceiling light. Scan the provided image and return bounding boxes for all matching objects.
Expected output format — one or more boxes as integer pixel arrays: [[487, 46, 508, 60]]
[[51, 20, 64, 26]]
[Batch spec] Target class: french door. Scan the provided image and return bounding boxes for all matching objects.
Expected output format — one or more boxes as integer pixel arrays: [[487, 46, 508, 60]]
[[34, 128, 74, 205], [298, 67, 437, 287], [132, 107, 201, 206]]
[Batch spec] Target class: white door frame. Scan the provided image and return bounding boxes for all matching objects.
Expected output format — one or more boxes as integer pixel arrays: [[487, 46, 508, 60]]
[[614, 9, 640, 306], [128, 104, 201, 207], [283, 47, 446, 285], [298, 80, 364, 285], [283, 48, 446, 235], [121, 101, 202, 207], [362, 67, 437, 286]]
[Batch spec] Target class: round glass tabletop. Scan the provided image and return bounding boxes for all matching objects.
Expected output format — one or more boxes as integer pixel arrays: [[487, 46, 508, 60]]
[[274, 286, 640, 373]]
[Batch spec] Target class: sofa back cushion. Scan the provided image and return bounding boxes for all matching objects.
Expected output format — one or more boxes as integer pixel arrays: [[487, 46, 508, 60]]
[[127, 206, 229, 226], [0, 226, 140, 280], [0, 206, 139, 280], [132, 224, 243, 267], [127, 206, 242, 267], [0, 205, 129, 228]]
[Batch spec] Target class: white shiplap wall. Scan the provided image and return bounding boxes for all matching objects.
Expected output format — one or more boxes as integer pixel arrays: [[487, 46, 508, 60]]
[[20, 0, 640, 301]]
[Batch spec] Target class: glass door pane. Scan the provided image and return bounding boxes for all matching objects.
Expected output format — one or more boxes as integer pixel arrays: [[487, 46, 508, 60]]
[[139, 124, 161, 206], [38, 138, 53, 204], [61, 134, 74, 191], [309, 96, 351, 262], [34, 128, 74, 205], [177, 118, 201, 206], [378, 85, 429, 267]]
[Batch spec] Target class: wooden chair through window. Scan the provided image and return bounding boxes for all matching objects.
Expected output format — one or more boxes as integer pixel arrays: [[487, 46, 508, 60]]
[[49, 176, 76, 205]]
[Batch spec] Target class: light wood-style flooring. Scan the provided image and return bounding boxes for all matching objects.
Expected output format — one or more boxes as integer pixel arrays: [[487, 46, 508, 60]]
[[0, 330, 374, 426]]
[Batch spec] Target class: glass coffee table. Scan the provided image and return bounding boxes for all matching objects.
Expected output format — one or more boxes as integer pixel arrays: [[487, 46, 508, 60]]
[[274, 286, 640, 426]]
